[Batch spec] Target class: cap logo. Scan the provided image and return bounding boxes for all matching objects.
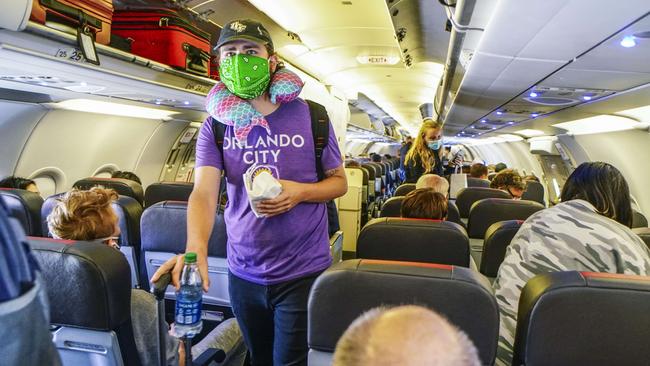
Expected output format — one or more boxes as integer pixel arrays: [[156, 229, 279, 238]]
[[230, 21, 247, 33], [257, 26, 265, 36]]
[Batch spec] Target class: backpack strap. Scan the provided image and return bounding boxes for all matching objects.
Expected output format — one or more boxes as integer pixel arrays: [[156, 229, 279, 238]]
[[306, 100, 329, 181], [210, 117, 227, 213]]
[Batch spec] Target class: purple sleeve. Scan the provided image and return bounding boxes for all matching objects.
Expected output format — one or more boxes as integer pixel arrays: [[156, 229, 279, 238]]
[[195, 118, 224, 170], [321, 121, 343, 172]]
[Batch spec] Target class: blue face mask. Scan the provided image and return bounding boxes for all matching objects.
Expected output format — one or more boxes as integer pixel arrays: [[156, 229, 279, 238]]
[[427, 140, 442, 150]]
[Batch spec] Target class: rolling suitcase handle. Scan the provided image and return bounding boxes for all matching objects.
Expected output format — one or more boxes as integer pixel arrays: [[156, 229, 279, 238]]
[[183, 43, 210, 76], [151, 272, 171, 366]]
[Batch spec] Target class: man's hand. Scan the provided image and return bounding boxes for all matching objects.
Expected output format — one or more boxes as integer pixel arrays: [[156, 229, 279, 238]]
[[150, 250, 210, 292], [256, 179, 306, 217]]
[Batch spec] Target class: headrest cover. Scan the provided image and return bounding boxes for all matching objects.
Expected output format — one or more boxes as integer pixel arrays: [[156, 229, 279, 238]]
[[632, 210, 648, 228], [141, 201, 227, 257], [394, 183, 416, 197], [447, 201, 463, 227], [521, 181, 545, 205], [73, 177, 144, 205], [379, 196, 403, 218], [455, 187, 511, 218], [357, 218, 470, 267], [514, 271, 650, 365], [480, 220, 522, 277], [468, 198, 543, 239], [466, 177, 490, 189], [0, 189, 43, 236], [308, 259, 498, 364], [28, 237, 131, 330], [144, 182, 194, 208]]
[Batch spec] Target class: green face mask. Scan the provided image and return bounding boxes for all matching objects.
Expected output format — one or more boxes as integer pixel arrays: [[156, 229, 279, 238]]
[[219, 54, 271, 99]]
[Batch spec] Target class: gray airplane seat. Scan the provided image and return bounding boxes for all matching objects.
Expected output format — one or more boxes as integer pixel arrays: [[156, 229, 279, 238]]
[[468, 198, 543, 239], [141, 200, 230, 306], [467, 177, 491, 189], [0, 199, 61, 366], [73, 177, 145, 206], [144, 181, 194, 208], [0, 188, 44, 236], [308, 259, 498, 366], [513, 271, 650, 366], [357, 218, 470, 267], [480, 220, 523, 278], [521, 181, 545, 205], [28, 237, 139, 366], [633, 227, 650, 249], [632, 209, 648, 228], [379, 196, 403, 217], [456, 187, 511, 218], [41, 193, 144, 289], [394, 183, 416, 197]]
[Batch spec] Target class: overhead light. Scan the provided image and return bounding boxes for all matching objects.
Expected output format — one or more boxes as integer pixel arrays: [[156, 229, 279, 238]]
[[582, 95, 592, 101], [620, 35, 637, 48], [507, 121, 515, 125], [481, 119, 487, 123], [53, 99, 178, 120], [496, 111, 503, 115], [356, 55, 401, 65], [529, 92, 538, 98], [552, 115, 639, 135], [514, 129, 545, 137], [531, 113, 539, 118]]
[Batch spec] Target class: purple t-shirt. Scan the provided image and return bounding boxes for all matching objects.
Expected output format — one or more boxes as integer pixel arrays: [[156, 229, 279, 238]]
[[196, 98, 343, 285]]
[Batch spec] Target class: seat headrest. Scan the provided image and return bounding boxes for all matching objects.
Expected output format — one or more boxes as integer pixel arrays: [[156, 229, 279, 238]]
[[633, 227, 650, 249], [456, 187, 511, 218], [41, 194, 142, 248], [467, 177, 490, 188], [468, 198, 543, 239], [360, 164, 376, 180], [0, 188, 43, 236], [141, 201, 227, 257], [521, 181, 545, 205], [144, 181, 194, 208], [345, 167, 368, 184], [28, 237, 131, 330], [73, 177, 144, 206], [394, 183, 416, 197], [308, 259, 498, 365], [379, 196, 403, 217], [447, 201, 464, 228], [632, 210, 648, 228], [480, 220, 523, 277], [357, 218, 469, 267], [514, 271, 650, 366]]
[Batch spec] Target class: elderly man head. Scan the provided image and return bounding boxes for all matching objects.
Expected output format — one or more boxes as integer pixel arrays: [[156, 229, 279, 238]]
[[415, 174, 449, 197]]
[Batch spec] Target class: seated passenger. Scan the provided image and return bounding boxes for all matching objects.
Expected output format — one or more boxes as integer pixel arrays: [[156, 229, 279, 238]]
[[522, 174, 540, 183], [469, 163, 489, 180], [401, 188, 448, 220], [415, 174, 449, 197], [489, 169, 525, 199], [493, 162, 650, 366], [332, 305, 481, 366], [111, 170, 142, 185], [0, 176, 40, 194], [494, 163, 507, 173], [345, 160, 361, 168], [47, 188, 239, 366]]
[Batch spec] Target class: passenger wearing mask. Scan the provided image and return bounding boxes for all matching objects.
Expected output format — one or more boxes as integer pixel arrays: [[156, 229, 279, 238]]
[[493, 162, 650, 366], [0, 176, 40, 195], [46, 187, 245, 366], [332, 305, 481, 366], [404, 118, 444, 182], [399, 136, 413, 170], [490, 169, 525, 199], [400, 188, 448, 220], [415, 174, 449, 197], [111, 170, 142, 185]]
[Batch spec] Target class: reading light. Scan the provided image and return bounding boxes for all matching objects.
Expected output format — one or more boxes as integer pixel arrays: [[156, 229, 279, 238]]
[[531, 113, 539, 118], [53, 99, 177, 120], [496, 111, 503, 115], [582, 95, 592, 101], [620, 36, 636, 48], [529, 92, 538, 98], [481, 119, 487, 123]]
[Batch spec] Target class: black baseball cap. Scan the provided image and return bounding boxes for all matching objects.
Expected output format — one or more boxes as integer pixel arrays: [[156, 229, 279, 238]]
[[215, 19, 274, 52]]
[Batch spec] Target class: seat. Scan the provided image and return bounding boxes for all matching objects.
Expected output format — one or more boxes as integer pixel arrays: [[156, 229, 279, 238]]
[[467, 177, 490, 188], [42, 193, 143, 288], [480, 220, 523, 277], [144, 181, 193, 207], [447, 201, 464, 228], [468, 198, 543, 239], [513, 271, 650, 366], [0, 188, 43, 236], [456, 187, 511, 218], [141, 201, 229, 306], [521, 181, 545, 205], [29, 237, 141, 366], [379, 196, 402, 217], [308, 259, 499, 366], [633, 227, 650, 249], [394, 183, 416, 196], [73, 177, 144, 206], [632, 210, 648, 228], [357, 218, 470, 267]]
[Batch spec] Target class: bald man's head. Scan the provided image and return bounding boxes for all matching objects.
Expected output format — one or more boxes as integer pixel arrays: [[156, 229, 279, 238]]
[[415, 174, 449, 197], [332, 305, 481, 366]]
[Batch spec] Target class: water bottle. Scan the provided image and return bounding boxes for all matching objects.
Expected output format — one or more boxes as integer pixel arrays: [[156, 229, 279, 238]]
[[172, 252, 203, 338]]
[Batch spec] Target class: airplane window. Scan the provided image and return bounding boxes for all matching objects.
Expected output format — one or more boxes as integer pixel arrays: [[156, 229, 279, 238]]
[[32, 176, 55, 198]]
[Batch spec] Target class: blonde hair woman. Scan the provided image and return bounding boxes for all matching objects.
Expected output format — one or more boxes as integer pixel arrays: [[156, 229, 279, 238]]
[[404, 118, 444, 182]]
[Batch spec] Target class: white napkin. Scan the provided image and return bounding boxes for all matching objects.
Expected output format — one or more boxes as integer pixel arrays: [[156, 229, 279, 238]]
[[243, 165, 283, 218]]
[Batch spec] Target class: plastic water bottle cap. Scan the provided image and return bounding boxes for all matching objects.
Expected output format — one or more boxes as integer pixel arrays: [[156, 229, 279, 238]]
[[184, 252, 197, 263]]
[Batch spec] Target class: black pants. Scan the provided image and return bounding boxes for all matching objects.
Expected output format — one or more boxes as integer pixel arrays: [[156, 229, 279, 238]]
[[228, 271, 321, 366]]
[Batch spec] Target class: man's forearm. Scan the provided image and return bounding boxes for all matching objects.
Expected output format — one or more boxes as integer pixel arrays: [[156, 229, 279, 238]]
[[302, 174, 348, 203], [186, 190, 218, 253]]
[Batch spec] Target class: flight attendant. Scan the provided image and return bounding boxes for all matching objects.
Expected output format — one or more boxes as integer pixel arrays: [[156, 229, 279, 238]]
[[403, 118, 444, 182]]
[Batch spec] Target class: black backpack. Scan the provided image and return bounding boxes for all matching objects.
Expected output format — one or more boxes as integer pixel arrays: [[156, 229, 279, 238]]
[[211, 100, 341, 237]]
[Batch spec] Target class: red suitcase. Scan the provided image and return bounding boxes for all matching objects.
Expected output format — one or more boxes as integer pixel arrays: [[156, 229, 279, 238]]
[[30, 0, 114, 45], [112, 9, 211, 76]]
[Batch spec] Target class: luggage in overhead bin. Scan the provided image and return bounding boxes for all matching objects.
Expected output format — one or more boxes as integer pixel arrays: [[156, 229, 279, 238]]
[[112, 8, 212, 76], [30, 0, 114, 45]]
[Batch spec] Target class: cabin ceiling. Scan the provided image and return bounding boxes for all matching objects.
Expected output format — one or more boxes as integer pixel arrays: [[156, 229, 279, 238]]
[[189, 0, 450, 134]]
